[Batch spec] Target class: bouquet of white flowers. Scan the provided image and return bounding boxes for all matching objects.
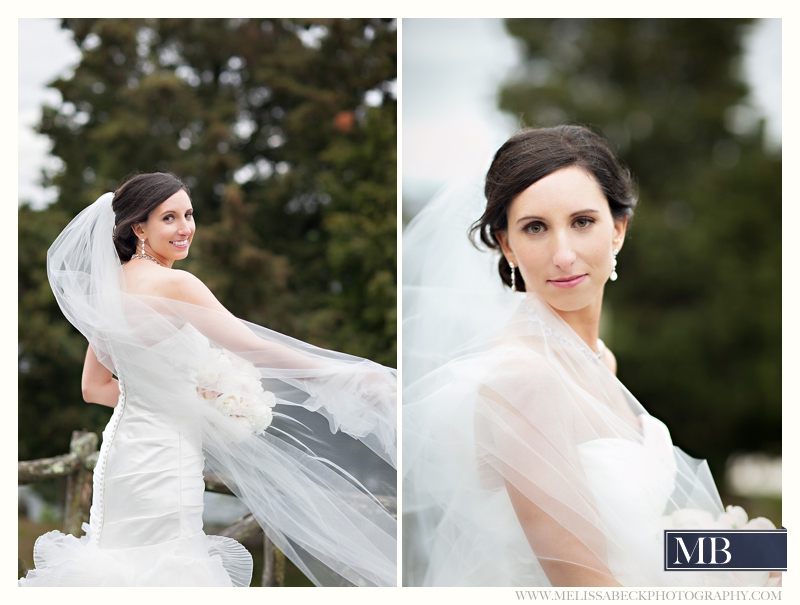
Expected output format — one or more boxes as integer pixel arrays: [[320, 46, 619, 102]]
[[662, 504, 776, 531], [196, 347, 277, 435], [662, 505, 781, 587]]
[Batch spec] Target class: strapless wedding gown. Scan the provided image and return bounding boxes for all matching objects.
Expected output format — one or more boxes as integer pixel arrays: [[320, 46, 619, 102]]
[[20, 325, 252, 587], [30, 192, 397, 587], [407, 409, 772, 587], [403, 347, 774, 587]]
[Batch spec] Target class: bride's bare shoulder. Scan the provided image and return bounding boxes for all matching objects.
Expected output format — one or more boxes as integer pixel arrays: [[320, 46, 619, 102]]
[[124, 264, 231, 314], [160, 269, 229, 313], [123, 263, 216, 306]]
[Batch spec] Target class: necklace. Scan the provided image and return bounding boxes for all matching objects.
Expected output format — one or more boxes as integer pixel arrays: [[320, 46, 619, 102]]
[[130, 253, 163, 266]]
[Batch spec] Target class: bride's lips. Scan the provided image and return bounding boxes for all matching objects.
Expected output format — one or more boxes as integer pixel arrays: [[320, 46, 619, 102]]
[[548, 274, 587, 289], [170, 238, 191, 249]]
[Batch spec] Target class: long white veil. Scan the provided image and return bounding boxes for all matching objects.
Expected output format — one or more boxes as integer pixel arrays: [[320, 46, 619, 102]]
[[47, 193, 396, 587], [402, 179, 775, 587]]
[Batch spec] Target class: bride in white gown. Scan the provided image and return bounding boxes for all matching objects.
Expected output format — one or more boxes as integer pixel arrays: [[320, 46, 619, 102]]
[[402, 126, 779, 587], [20, 172, 396, 587]]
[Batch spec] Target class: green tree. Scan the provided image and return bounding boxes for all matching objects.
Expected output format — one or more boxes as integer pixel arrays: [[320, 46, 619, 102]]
[[19, 17, 397, 460], [499, 19, 780, 479]]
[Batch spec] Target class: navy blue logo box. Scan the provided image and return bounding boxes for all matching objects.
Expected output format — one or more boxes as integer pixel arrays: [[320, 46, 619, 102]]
[[664, 528, 787, 571]]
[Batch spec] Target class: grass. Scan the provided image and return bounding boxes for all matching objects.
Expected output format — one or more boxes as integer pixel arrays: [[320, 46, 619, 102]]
[[18, 516, 61, 578]]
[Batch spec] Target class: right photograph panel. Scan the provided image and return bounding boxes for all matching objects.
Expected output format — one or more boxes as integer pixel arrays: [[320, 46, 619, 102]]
[[402, 18, 782, 588]]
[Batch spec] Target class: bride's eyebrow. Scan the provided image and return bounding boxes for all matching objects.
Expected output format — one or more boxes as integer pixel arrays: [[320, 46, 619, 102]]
[[515, 209, 599, 224]]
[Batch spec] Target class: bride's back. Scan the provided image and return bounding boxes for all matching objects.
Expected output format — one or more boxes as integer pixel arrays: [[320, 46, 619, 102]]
[[121, 261, 187, 300]]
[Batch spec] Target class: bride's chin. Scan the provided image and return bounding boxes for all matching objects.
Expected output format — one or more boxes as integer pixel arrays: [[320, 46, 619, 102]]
[[540, 293, 597, 314], [168, 247, 190, 259]]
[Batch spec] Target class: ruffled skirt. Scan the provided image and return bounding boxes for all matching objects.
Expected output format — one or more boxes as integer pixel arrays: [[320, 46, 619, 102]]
[[19, 523, 252, 587]]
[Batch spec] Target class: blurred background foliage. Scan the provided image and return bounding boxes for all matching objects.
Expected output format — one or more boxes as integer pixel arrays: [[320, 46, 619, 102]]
[[496, 18, 780, 498], [19, 18, 397, 464]]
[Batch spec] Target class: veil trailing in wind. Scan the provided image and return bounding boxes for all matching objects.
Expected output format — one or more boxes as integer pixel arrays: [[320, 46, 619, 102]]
[[42, 192, 396, 587], [402, 179, 777, 587]]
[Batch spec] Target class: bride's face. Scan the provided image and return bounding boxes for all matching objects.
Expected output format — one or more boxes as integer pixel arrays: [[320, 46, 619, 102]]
[[496, 166, 627, 313], [134, 189, 195, 267]]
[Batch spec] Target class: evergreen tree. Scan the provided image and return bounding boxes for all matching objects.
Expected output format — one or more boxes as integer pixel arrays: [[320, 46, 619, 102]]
[[19, 18, 397, 462]]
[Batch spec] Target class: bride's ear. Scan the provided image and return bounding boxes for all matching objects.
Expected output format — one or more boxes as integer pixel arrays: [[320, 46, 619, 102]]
[[131, 223, 145, 239], [495, 230, 517, 266], [612, 217, 628, 251]]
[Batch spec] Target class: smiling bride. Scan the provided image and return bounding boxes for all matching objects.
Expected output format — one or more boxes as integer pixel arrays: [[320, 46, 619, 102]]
[[402, 125, 779, 587], [21, 172, 396, 587]]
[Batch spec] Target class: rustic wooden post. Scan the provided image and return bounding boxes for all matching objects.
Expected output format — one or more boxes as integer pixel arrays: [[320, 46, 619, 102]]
[[262, 533, 274, 586], [261, 533, 286, 587], [63, 430, 98, 537]]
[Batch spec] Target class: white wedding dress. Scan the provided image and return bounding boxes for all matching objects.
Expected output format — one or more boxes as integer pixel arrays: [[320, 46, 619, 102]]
[[402, 180, 777, 588], [21, 325, 252, 587], [21, 193, 397, 587]]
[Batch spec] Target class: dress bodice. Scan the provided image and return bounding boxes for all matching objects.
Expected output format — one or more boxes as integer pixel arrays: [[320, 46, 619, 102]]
[[90, 323, 212, 548], [577, 414, 676, 585]]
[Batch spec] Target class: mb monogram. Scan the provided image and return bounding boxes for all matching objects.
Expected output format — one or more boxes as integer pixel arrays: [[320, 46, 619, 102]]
[[664, 529, 787, 571]]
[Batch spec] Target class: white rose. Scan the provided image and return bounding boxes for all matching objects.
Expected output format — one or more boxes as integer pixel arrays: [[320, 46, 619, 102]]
[[744, 516, 776, 530], [249, 406, 273, 433], [718, 505, 749, 529], [216, 373, 241, 396], [215, 394, 240, 415], [238, 396, 259, 417], [262, 390, 277, 408]]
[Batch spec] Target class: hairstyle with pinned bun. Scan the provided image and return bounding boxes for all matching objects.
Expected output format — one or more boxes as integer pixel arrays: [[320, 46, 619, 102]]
[[470, 125, 637, 291], [111, 172, 190, 261]]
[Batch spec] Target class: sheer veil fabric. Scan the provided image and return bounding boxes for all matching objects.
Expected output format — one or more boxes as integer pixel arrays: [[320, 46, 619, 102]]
[[402, 180, 774, 587], [32, 193, 396, 587]]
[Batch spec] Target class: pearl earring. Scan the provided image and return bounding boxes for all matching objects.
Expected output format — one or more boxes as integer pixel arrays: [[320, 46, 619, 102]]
[[141, 238, 146, 255], [610, 249, 619, 282], [509, 260, 517, 292]]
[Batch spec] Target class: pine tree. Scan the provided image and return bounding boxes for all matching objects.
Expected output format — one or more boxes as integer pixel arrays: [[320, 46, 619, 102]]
[[19, 18, 397, 461]]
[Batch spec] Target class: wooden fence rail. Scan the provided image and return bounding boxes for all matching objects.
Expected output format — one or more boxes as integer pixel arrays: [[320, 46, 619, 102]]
[[19, 429, 397, 586]]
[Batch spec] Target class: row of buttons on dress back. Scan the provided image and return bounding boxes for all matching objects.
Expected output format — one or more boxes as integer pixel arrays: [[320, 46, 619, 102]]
[[89, 353, 127, 547]]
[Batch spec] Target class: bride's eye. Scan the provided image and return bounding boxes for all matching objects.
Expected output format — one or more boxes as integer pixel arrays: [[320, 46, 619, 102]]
[[573, 217, 595, 228], [524, 221, 546, 234]]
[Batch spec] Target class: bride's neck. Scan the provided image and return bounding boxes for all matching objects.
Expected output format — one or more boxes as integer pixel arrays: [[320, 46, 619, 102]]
[[551, 293, 604, 352]]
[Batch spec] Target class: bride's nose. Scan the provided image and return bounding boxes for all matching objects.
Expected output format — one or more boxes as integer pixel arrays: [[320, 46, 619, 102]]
[[552, 232, 576, 268]]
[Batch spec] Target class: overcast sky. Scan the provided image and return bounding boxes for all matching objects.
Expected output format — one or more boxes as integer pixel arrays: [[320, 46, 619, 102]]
[[18, 19, 80, 207], [18, 18, 781, 212]]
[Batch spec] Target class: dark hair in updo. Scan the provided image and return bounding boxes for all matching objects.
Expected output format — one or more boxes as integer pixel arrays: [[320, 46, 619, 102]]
[[470, 125, 637, 291], [111, 172, 190, 261]]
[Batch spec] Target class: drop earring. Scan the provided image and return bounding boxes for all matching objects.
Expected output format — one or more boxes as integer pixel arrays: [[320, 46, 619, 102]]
[[509, 260, 517, 292], [610, 249, 619, 282], [141, 238, 146, 255]]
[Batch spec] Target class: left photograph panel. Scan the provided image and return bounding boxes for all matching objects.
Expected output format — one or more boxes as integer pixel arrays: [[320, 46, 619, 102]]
[[18, 18, 397, 587]]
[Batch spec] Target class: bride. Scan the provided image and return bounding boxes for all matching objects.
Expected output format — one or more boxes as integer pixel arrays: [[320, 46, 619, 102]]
[[402, 125, 779, 587], [20, 172, 396, 587]]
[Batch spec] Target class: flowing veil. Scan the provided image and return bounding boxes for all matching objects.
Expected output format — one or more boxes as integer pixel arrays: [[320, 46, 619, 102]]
[[47, 193, 396, 587], [402, 179, 775, 587]]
